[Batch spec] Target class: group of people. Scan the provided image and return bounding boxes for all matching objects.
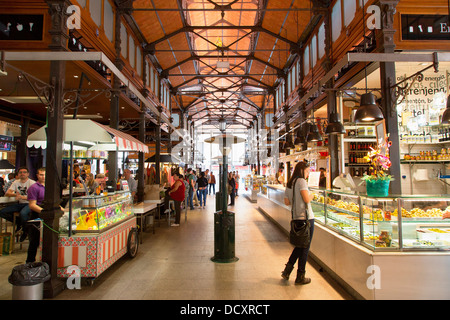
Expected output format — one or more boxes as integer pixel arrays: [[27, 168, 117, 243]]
[[0, 166, 47, 263], [162, 168, 220, 227], [185, 169, 216, 210], [227, 171, 240, 206]]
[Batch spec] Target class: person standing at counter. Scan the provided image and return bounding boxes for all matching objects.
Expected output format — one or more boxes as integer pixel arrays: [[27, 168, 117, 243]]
[[281, 161, 315, 285], [85, 173, 99, 195], [122, 169, 137, 200]]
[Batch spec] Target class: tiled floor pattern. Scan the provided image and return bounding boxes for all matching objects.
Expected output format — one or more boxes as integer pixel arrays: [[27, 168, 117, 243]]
[[0, 193, 352, 300]]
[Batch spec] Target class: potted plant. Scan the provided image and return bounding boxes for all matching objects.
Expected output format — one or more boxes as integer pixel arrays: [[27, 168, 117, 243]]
[[362, 140, 393, 197]]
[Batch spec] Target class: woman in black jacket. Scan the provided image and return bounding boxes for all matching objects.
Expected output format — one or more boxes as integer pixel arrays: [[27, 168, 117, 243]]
[[228, 173, 236, 206], [197, 171, 209, 209]]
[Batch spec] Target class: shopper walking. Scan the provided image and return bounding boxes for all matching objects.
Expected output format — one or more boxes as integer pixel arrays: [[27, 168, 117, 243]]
[[228, 173, 236, 206], [209, 172, 216, 195], [186, 168, 195, 210], [281, 161, 315, 285], [192, 170, 199, 206], [197, 172, 209, 209], [163, 173, 186, 227], [235, 171, 240, 196], [205, 169, 210, 195]]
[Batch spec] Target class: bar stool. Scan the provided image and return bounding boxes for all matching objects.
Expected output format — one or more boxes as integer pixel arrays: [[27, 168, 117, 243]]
[[12, 212, 23, 253]]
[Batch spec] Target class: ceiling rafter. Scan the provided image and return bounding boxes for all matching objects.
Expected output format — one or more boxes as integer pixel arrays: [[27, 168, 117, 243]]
[[161, 54, 282, 76], [146, 25, 299, 52]]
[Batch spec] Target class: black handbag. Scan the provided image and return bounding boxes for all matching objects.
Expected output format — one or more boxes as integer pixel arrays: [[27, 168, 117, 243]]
[[289, 178, 311, 248]]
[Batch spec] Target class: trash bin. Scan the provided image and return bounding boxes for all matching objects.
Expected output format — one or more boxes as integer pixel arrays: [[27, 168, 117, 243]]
[[8, 262, 51, 300], [215, 192, 222, 211]]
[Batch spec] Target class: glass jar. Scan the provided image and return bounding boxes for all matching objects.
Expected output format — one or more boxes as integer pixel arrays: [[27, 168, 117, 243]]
[[379, 230, 392, 247]]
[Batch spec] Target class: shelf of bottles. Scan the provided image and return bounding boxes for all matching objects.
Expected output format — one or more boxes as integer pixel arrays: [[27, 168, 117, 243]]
[[401, 128, 450, 145], [346, 142, 378, 177], [400, 126, 450, 164]]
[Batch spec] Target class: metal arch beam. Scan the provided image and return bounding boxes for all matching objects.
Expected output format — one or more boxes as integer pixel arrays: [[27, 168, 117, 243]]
[[146, 25, 299, 51], [173, 74, 272, 91], [162, 54, 282, 74]]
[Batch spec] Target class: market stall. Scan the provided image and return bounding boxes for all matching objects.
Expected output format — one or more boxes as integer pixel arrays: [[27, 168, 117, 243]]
[[243, 174, 266, 203], [27, 119, 148, 283]]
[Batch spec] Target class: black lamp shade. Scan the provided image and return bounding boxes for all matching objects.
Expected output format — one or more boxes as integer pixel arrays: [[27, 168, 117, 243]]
[[0, 159, 15, 170], [306, 123, 323, 142], [285, 133, 295, 149], [355, 93, 384, 123], [325, 112, 346, 134], [294, 126, 306, 145]]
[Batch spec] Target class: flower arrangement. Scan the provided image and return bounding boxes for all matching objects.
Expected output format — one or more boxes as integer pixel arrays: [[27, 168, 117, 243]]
[[362, 139, 393, 182]]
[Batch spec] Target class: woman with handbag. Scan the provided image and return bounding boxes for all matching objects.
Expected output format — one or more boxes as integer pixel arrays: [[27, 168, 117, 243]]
[[281, 161, 315, 285]]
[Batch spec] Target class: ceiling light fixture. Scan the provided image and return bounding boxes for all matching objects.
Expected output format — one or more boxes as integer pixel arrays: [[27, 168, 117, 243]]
[[326, 112, 346, 134], [294, 124, 306, 145], [306, 121, 323, 142], [354, 5, 384, 123]]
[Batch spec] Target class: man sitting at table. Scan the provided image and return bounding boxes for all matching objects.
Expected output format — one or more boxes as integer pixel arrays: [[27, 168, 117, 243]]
[[0, 167, 35, 242]]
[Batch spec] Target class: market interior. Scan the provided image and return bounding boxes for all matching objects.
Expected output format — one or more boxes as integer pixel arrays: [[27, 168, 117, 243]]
[[0, 0, 449, 301]]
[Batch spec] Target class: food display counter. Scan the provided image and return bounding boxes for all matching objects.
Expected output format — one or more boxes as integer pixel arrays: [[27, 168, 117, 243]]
[[57, 191, 138, 284], [243, 175, 267, 203], [258, 185, 450, 300]]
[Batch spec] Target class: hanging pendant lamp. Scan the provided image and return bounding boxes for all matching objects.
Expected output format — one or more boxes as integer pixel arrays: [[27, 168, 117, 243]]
[[441, 94, 450, 124], [306, 121, 323, 142], [354, 92, 384, 123], [285, 132, 295, 149], [294, 125, 306, 145], [325, 112, 346, 134]]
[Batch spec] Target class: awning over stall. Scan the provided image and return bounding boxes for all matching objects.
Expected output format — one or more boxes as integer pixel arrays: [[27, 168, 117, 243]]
[[27, 119, 149, 153]]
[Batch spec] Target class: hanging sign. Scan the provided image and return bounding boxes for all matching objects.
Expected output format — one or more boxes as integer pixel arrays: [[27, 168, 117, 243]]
[[401, 14, 450, 41], [0, 14, 44, 41]]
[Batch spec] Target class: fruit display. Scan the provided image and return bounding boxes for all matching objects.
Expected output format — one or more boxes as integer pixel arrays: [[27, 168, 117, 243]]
[[392, 207, 445, 218]]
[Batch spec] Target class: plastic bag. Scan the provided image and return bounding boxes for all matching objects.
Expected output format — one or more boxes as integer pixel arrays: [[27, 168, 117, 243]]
[[8, 262, 51, 286]]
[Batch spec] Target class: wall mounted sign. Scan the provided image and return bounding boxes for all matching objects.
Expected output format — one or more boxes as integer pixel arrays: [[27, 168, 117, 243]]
[[0, 135, 13, 151], [401, 14, 450, 41], [0, 14, 44, 41]]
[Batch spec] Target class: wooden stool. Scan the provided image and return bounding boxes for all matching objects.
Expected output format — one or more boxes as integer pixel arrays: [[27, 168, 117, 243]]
[[12, 212, 23, 253]]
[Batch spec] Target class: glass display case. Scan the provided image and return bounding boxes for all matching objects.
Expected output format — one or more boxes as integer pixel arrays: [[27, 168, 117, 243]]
[[244, 175, 267, 202], [310, 188, 450, 251], [60, 191, 134, 233]]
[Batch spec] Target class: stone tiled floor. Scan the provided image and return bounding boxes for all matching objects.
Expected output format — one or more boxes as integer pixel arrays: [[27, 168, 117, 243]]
[[0, 193, 352, 300]]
